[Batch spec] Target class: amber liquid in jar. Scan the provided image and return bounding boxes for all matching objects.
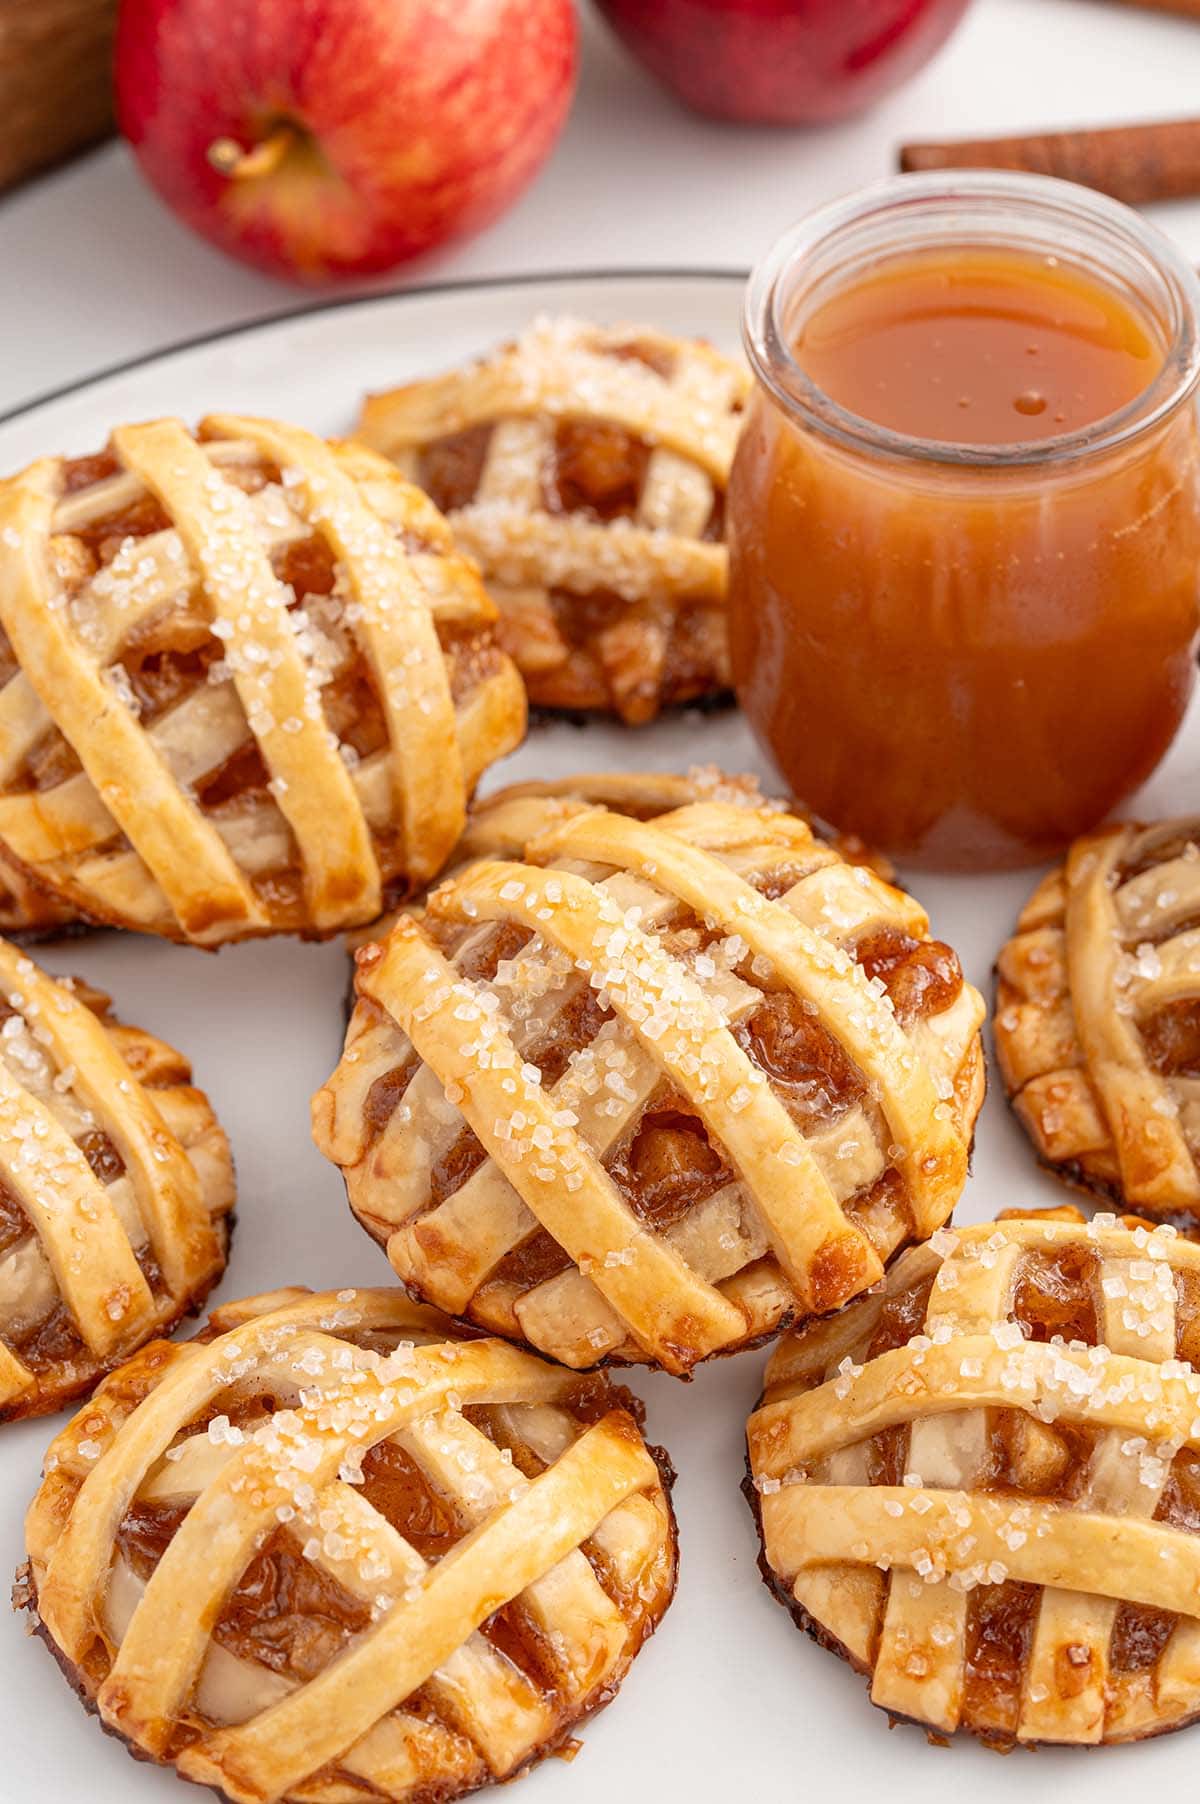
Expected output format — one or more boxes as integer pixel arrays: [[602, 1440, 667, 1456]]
[[797, 250, 1159, 443], [730, 189, 1200, 869]]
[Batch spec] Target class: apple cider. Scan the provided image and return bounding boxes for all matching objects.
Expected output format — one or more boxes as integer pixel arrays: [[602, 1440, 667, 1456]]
[[729, 174, 1200, 869]]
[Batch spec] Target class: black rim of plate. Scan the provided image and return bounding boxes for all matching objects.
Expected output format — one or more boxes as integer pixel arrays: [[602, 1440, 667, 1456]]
[[0, 266, 751, 429]]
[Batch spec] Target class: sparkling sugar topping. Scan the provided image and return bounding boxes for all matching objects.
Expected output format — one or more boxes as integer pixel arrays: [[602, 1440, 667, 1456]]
[[755, 1217, 1200, 1621]]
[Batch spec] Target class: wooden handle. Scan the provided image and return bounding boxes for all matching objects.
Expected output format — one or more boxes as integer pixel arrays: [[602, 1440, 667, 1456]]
[[900, 118, 1200, 206]]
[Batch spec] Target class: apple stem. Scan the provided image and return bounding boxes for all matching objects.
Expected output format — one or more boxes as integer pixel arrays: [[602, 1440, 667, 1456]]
[[206, 125, 299, 182]]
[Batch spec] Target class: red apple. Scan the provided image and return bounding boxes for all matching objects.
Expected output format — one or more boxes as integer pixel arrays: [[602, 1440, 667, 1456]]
[[115, 0, 578, 284], [592, 0, 971, 125]]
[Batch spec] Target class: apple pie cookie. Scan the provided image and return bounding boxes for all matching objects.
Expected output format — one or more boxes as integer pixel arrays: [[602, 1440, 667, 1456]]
[[356, 317, 750, 723], [996, 818, 1200, 1218], [314, 783, 985, 1374], [20, 1286, 677, 1804], [748, 1208, 1200, 1747], [0, 416, 526, 945], [0, 938, 232, 1420]]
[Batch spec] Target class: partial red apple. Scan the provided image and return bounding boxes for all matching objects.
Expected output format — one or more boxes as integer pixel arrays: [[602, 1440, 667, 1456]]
[[592, 0, 971, 125], [115, 0, 578, 284]]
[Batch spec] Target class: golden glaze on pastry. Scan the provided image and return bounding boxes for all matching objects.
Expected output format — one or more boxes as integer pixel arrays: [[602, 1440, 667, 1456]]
[[357, 318, 749, 723], [0, 417, 526, 944], [315, 778, 985, 1374], [21, 1286, 676, 1804], [749, 1207, 1200, 1746]]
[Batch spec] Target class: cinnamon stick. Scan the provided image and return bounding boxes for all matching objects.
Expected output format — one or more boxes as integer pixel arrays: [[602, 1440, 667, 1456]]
[[1101, 0, 1200, 17], [899, 118, 1200, 206]]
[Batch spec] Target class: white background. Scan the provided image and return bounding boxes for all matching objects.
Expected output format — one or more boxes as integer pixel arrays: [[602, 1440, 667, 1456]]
[[5, 0, 1200, 416], [3, 5, 1200, 1803]]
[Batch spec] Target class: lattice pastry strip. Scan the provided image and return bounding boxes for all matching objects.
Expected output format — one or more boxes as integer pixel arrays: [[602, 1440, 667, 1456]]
[[0, 937, 232, 1420], [346, 763, 903, 963], [356, 318, 751, 723], [0, 416, 526, 944], [315, 782, 984, 1375], [22, 1287, 676, 1804], [996, 817, 1200, 1215], [748, 1211, 1200, 1747], [134, 1429, 554, 1780]]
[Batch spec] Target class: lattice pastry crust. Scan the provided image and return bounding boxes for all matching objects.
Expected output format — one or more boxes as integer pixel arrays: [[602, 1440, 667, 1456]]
[[0, 416, 526, 945], [357, 317, 750, 724], [748, 1208, 1200, 1747], [314, 780, 985, 1375], [996, 818, 1200, 1218], [0, 939, 232, 1419], [345, 767, 811, 957], [21, 1286, 677, 1804]]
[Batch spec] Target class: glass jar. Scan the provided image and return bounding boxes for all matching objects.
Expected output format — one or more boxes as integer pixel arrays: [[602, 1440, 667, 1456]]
[[728, 171, 1200, 870]]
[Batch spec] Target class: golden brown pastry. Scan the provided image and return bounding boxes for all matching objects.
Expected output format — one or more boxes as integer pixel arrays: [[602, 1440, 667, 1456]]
[[345, 767, 800, 955], [748, 1207, 1200, 1747], [314, 778, 985, 1375], [996, 817, 1200, 1217], [0, 853, 81, 938], [0, 416, 526, 945], [357, 318, 749, 724], [0, 938, 232, 1419], [21, 1285, 677, 1804]]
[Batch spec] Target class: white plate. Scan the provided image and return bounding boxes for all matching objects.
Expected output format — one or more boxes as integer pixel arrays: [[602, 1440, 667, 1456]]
[[1, 271, 1198, 1804]]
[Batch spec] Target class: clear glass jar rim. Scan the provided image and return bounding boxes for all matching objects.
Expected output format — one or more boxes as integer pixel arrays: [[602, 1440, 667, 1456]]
[[743, 169, 1200, 470]]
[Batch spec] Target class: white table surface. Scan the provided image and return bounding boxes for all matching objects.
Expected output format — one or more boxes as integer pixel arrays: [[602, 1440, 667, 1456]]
[[4, 0, 1200, 420]]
